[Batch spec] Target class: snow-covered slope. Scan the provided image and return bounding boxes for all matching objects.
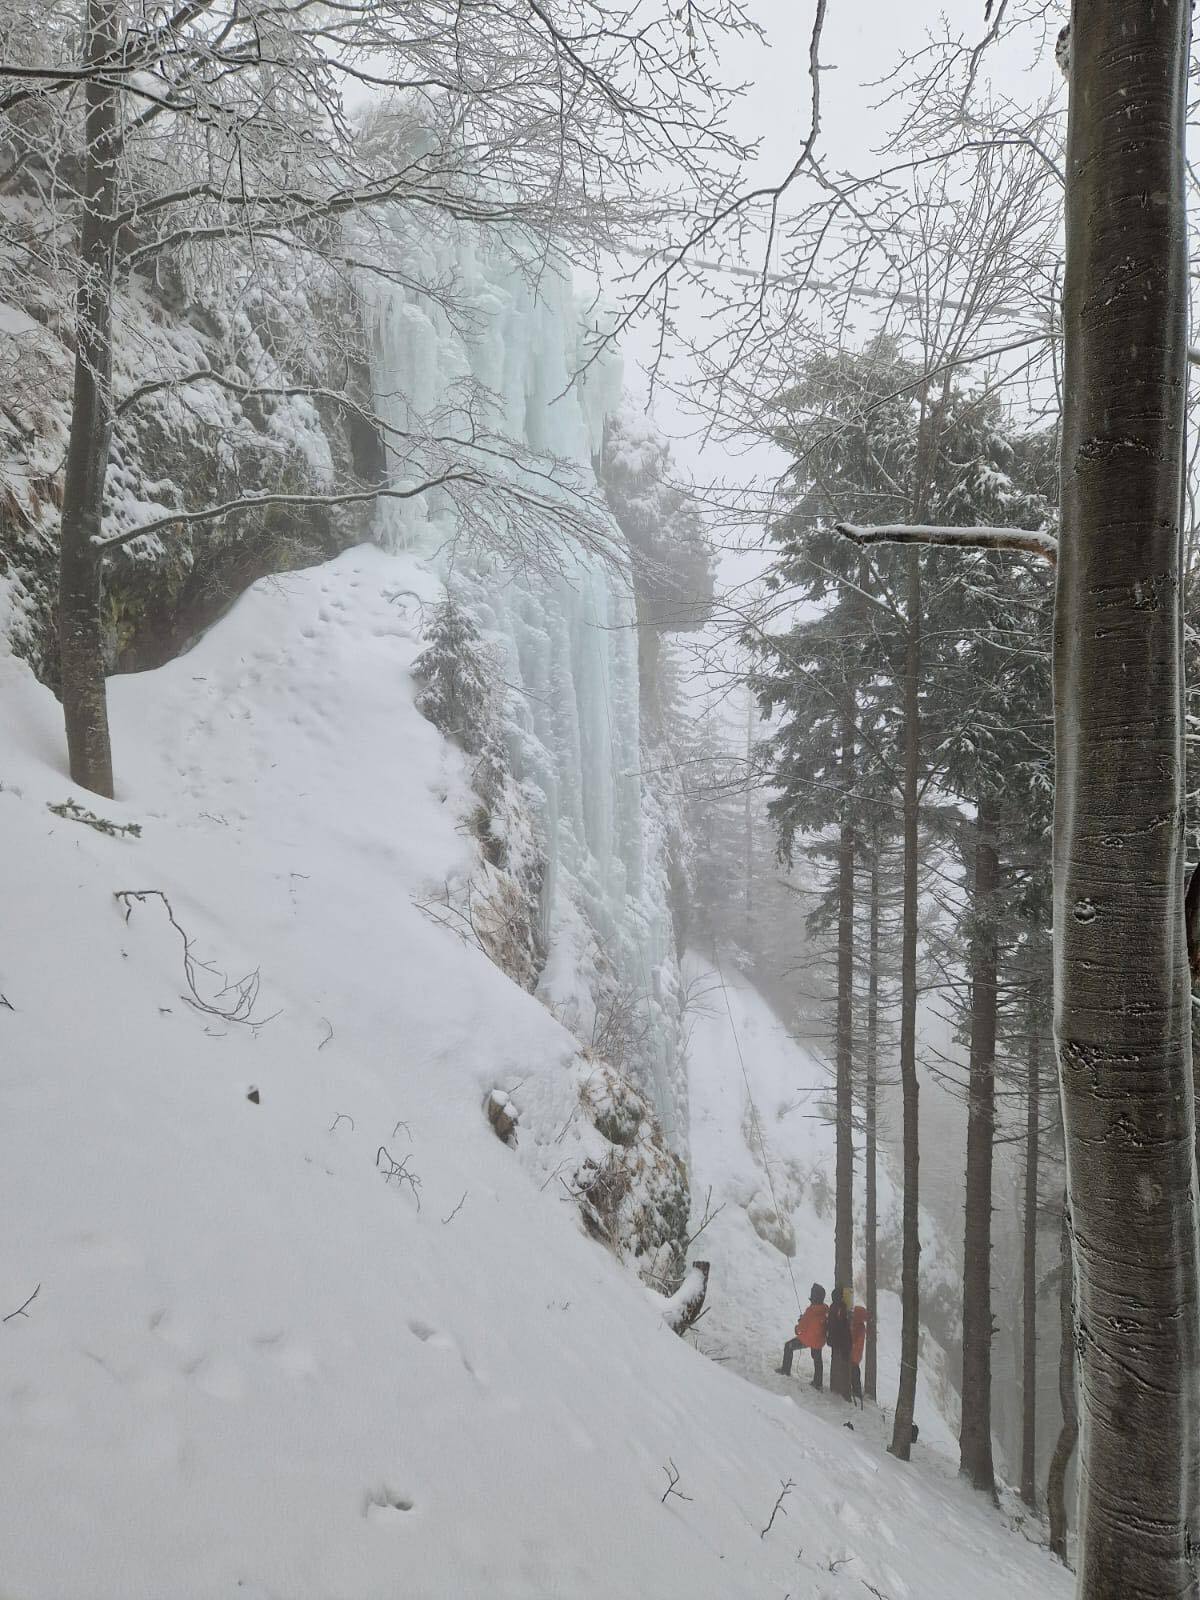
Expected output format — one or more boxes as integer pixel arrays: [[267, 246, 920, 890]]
[[0, 550, 1069, 1599], [681, 956, 961, 1455]]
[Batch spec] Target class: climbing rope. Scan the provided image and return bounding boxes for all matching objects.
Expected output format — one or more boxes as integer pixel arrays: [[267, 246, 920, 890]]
[[710, 939, 804, 1315], [588, 579, 801, 1317]]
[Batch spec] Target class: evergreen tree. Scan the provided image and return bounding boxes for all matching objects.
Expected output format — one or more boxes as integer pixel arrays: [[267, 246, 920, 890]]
[[752, 338, 1052, 1445]]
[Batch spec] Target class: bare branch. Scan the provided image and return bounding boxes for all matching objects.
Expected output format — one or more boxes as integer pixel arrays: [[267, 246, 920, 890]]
[[760, 1478, 795, 1539], [3, 1284, 41, 1323], [660, 1459, 693, 1505], [375, 1145, 422, 1210], [113, 889, 279, 1027], [91, 472, 477, 553]]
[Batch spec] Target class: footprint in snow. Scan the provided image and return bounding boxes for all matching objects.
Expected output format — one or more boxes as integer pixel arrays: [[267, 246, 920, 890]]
[[184, 1353, 245, 1401], [252, 1331, 319, 1381], [363, 1486, 415, 1521], [407, 1319, 481, 1381]]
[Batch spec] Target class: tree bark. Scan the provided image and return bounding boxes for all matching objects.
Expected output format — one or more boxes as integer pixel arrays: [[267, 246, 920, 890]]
[[1047, 1200, 1079, 1565], [1020, 991, 1041, 1510], [831, 709, 856, 1401], [1055, 5, 1200, 1591], [959, 802, 998, 1496], [889, 543, 922, 1462], [864, 831, 880, 1404], [743, 689, 755, 951], [58, 0, 123, 798]]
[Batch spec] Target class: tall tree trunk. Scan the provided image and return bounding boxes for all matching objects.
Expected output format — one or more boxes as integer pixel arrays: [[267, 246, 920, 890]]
[[864, 831, 880, 1404], [831, 709, 856, 1401], [1055, 5, 1199, 1591], [1020, 989, 1041, 1511], [58, 0, 123, 798], [743, 689, 755, 951], [959, 802, 999, 1496], [1047, 1199, 1079, 1565], [889, 543, 922, 1462]]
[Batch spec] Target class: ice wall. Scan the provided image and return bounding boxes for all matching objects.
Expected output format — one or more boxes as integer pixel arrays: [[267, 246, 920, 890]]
[[366, 224, 687, 1146]]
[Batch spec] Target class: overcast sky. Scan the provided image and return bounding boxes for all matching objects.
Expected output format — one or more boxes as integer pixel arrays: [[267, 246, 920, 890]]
[[615, 0, 1063, 581]]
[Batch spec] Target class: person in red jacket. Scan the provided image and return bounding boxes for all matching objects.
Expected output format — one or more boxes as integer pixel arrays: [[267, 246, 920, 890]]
[[850, 1303, 869, 1407], [777, 1283, 828, 1388]]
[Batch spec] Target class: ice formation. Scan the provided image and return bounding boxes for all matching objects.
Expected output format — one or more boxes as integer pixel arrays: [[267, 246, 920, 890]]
[[366, 227, 687, 1146]]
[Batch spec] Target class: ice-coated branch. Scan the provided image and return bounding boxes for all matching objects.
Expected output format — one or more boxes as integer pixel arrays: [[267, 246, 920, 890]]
[[834, 522, 1058, 567]]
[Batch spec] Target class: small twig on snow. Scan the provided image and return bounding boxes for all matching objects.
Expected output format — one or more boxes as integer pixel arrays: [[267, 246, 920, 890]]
[[827, 1555, 854, 1574], [0, 993, 13, 1011], [328, 1113, 355, 1132], [4, 1283, 41, 1323], [392, 1119, 413, 1141], [441, 1190, 468, 1224], [49, 797, 141, 838], [376, 1145, 422, 1211], [660, 1458, 693, 1505], [862, 1583, 892, 1600], [113, 889, 279, 1029], [760, 1478, 795, 1539], [318, 1018, 334, 1050]]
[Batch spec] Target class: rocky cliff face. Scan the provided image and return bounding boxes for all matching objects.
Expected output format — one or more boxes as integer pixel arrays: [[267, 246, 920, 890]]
[[0, 247, 380, 685]]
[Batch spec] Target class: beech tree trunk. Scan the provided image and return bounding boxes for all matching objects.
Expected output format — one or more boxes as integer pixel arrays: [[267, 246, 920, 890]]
[[743, 690, 755, 950], [1019, 995, 1041, 1511], [58, 0, 123, 798], [1055, 4, 1200, 1591], [864, 834, 880, 1404], [1047, 1200, 1079, 1565], [889, 544, 922, 1462], [831, 711, 856, 1401], [959, 803, 998, 1496]]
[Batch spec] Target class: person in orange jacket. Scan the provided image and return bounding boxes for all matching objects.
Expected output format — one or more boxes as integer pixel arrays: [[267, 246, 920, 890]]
[[777, 1283, 828, 1388], [850, 1303, 869, 1407]]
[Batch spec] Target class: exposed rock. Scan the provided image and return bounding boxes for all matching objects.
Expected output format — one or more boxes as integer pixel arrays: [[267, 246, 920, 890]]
[[485, 1089, 519, 1146]]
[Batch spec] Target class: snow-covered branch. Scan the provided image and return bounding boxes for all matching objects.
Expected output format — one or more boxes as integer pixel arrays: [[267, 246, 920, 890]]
[[834, 523, 1058, 567], [91, 473, 478, 552]]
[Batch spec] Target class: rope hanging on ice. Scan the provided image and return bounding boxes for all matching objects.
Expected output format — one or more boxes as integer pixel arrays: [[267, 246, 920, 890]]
[[711, 941, 803, 1314]]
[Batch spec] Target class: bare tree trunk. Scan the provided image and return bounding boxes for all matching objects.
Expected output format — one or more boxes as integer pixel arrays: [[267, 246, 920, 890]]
[[831, 710, 856, 1401], [743, 688, 755, 952], [889, 544, 922, 1462], [864, 832, 880, 1404], [1055, 5, 1200, 1590], [1047, 1200, 1078, 1565], [58, 0, 123, 798], [959, 802, 998, 1496], [1020, 991, 1041, 1510]]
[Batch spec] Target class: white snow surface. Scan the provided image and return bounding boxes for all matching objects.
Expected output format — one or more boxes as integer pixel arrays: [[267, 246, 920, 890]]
[[0, 549, 1070, 1599]]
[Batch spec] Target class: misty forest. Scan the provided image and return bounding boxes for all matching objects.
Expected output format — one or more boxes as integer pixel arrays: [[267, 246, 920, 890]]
[[1, 2, 1196, 1598]]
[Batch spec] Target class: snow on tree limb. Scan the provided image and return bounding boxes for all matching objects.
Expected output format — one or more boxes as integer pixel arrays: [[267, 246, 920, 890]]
[[833, 523, 1058, 567]]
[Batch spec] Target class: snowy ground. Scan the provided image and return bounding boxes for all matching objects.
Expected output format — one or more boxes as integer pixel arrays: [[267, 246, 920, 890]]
[[681, 955, 960, 1457], [0, 547, 1070, 1599]]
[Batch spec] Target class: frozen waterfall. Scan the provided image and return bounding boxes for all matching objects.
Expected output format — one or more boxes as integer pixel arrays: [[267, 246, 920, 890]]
[[365, 229, 687, 1147]]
